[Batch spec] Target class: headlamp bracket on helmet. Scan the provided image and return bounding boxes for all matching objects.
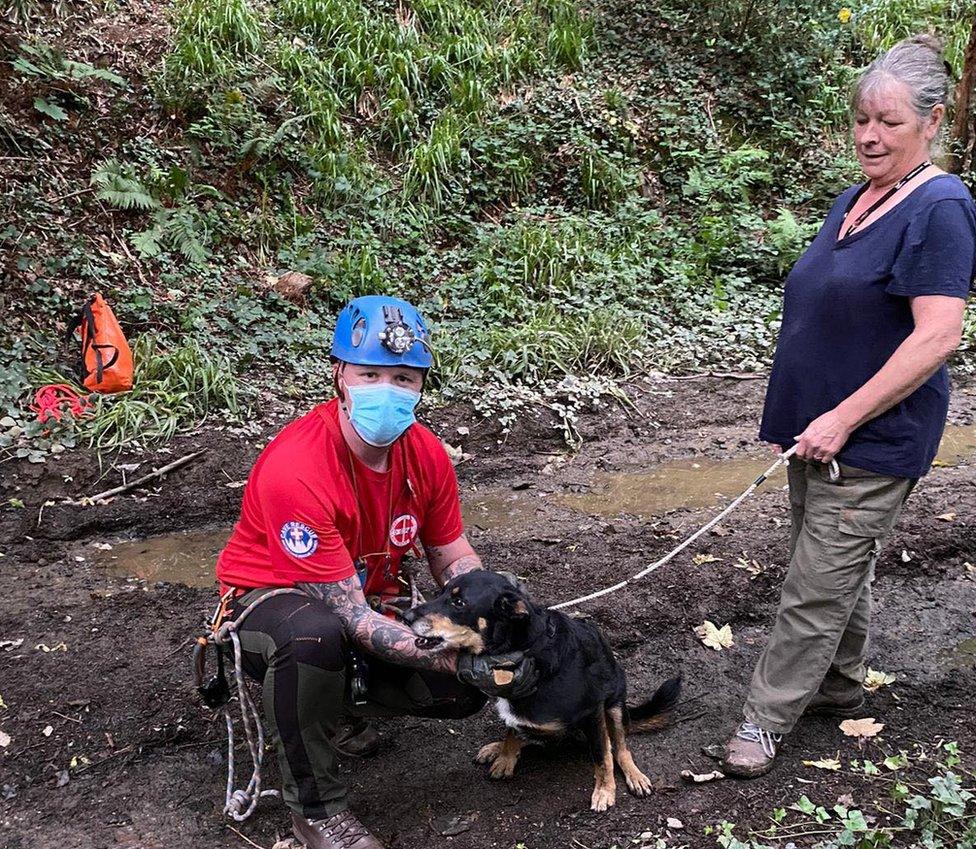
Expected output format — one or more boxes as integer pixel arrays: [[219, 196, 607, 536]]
[[377, 305, 416, 356]]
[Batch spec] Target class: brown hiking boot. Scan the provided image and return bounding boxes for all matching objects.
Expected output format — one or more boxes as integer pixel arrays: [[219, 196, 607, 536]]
[[803, 691, 865, 718], [291, 810, 384, 849], [330, 718, 381, 758], [721, 721, 783, 778]]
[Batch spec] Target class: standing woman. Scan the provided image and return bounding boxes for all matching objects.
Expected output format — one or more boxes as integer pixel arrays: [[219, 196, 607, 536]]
[[723, 34, 976, 777]]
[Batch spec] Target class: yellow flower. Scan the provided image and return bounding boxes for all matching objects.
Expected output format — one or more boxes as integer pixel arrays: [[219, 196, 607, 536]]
[[838, 7, 852, 23]]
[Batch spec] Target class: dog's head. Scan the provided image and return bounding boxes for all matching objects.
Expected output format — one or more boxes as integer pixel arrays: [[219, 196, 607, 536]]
[[403, 570, 534, 655]]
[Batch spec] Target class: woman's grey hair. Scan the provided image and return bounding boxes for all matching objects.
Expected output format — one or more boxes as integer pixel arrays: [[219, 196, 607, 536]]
[[852, 34, 950, 122]]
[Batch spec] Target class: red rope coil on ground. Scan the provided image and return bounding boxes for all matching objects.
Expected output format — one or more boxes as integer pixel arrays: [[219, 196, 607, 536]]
[[30, 384, 94, 424]]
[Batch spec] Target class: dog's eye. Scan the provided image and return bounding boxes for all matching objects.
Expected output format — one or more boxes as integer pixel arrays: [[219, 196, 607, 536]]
[[451, 595, 466, 609]]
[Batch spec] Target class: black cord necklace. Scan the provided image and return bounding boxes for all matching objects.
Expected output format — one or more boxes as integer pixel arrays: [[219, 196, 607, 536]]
[[840, 160, 932, 239]]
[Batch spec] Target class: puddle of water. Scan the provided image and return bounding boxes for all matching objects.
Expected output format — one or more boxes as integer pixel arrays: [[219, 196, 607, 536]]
[[556, 457, 774, 519], [462, 492, 547, 534], [935, 423, 976, 465], [87, 424, 976, 585], [91, 528, 230, 588], [939, 636, 976, 670], [463, 423, 976, 529]]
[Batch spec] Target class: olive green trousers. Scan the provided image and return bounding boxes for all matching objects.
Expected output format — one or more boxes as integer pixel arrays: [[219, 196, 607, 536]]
[[743, 458, 915, 735]]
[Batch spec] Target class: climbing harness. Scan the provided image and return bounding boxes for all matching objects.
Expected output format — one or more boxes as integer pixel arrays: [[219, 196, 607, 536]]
[[551, 447, 839, 611]]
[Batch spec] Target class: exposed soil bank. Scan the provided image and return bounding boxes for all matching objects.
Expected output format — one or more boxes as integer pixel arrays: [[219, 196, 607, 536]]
[[1, 377, 975, 849]]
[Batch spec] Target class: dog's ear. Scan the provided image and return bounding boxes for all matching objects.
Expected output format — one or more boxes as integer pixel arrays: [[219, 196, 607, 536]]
[[493, 590, 529, 620]]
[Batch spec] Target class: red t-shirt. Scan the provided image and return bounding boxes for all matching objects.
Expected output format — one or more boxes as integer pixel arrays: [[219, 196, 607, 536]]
[[216, 399, 464, 599]]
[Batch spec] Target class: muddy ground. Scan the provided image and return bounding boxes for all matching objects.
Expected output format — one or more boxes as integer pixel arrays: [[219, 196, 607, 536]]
[[1, 377, 975, 849]]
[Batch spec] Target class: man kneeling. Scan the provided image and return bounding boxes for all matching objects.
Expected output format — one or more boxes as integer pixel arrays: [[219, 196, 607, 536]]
[[214, 296, 535, 848]]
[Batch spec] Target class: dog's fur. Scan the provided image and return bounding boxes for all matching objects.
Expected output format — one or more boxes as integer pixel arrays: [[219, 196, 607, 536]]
[[404, 571, 681, 811]]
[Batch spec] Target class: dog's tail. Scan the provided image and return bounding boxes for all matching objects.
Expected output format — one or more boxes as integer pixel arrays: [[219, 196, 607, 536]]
[[625, 675, 682, 734]]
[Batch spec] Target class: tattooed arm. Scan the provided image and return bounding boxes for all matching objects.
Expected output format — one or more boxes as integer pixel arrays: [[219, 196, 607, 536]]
[[426, 534, 483, 587], [297, 577, 458, 674]]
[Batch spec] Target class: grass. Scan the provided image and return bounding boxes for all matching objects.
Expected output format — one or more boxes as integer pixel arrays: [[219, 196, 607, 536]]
[[85, 336, 242, 450]]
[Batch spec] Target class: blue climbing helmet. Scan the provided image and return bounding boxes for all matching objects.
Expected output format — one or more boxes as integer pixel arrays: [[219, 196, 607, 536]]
[[331, 295, 433, 369]]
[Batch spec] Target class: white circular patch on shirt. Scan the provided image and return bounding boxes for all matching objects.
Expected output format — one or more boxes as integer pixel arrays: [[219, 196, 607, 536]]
[[280, 521, 319, 558], [389, 514, 419, 548]]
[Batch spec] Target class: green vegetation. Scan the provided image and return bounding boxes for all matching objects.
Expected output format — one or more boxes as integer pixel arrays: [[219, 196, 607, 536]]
[[706, 740, 976, 849], [1, 0, 975, 455]]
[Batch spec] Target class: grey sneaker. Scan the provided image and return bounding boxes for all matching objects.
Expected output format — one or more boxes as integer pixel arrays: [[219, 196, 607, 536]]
[[291, 810, 383, 849], [803, 691, 865, 718], [722, 721, 783, 778]]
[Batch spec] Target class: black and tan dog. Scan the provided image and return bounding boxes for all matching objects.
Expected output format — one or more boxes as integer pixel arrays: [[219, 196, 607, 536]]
[[403, 571, 681, 811]]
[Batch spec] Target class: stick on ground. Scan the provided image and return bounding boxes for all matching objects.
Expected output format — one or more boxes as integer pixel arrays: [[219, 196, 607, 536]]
[[77, 450, 205, 504]]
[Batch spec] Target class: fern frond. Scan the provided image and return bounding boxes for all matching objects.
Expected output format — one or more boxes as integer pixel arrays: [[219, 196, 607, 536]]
[[90, 159, 161, 211]]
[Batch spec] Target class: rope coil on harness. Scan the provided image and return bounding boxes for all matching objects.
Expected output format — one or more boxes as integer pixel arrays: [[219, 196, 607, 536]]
[[199, 573, 427, 822], [550, 446, 836, 611], [199, 587, 305, 821]]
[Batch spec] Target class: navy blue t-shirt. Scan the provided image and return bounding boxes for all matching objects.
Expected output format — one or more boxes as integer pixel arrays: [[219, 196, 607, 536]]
[[760, 174, 976, 479]]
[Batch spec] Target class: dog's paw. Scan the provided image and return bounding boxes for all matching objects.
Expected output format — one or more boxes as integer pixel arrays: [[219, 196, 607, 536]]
[[488, 756, 518, 779], [624, 767, 653, 797], [590, 783, 616, 812], [475, 741, 502, 764]]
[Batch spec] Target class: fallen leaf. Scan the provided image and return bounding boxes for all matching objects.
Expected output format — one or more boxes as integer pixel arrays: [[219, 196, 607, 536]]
[[34, 642, 68, 653], [931, 459, 950, 467], [680, 769, 725, 783], [710, 525, 730, 537], [694, 620, 733, 651], [42, 725, 53, 737], [900, 549, 911, 562], [863, 669, 895, 692], [693, 553, 721, 565], [0, 731, 10, 747], [435, 812, 478, 836], [935, 512, 956, 522], [56, 769, 69, 788], [840, 718, 884, 738], [837, 793, 855, 807], [224, 480, 247, 489], [803, 757, 842, 771], [734, 557, 763, 576], [666, 817, 684, 829], [91, 543, 113, 551]]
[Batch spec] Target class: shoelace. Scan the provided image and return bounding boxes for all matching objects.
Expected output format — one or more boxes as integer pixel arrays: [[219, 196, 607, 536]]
[[315, 810, 372, 848], [736, 720, 783, 758]]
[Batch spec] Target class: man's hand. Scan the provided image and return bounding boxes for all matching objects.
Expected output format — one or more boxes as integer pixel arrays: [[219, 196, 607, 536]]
[[794, 408, 853, 464], [457, 651, 539, 698]]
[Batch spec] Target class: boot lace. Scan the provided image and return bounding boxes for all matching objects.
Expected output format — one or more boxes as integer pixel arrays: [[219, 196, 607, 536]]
[[314, 810, 372, 849], [736, 721, 783, 758]]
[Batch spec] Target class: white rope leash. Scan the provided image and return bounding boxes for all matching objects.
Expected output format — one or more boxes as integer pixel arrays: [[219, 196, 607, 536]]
[[550, 446, 806, 611]]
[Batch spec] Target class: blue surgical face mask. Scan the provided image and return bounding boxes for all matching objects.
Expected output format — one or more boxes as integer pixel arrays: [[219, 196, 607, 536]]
[[344, 383, 421, 447]]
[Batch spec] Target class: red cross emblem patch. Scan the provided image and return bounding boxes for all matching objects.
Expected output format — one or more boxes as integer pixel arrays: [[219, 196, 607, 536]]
[[389, 514, 419, 548]]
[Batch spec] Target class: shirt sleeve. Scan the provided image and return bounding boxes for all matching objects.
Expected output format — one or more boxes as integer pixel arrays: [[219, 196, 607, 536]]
[[419, 444, 465, 548], [257, 469, 356, 584], [887, 199, 976, 299]]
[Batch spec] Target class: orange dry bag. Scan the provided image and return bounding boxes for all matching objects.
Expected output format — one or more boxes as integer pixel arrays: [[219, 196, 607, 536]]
[[67, 293, 133, 393]]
